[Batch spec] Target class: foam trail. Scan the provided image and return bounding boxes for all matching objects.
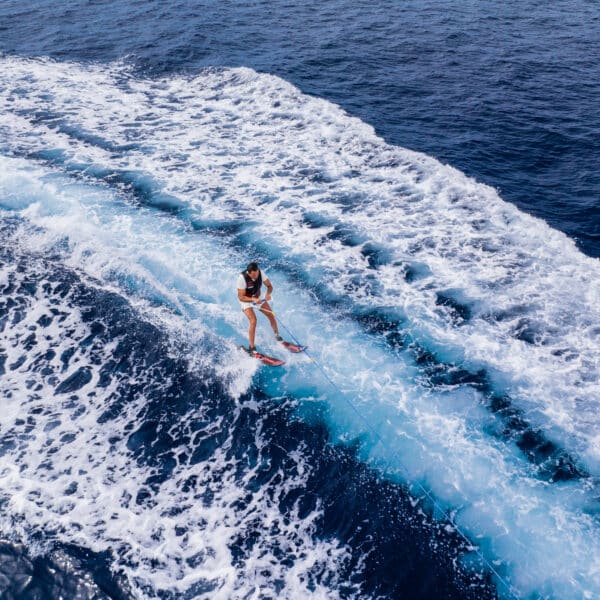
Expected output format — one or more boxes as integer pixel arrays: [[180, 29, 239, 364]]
[[1, 56, 599, 598], [0, 56, 598, 477], [1, 154, 599, 598], [0, 223, 360, 598]]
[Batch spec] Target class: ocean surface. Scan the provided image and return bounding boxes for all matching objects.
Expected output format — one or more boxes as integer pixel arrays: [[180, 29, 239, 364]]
[[0, 1, 598, 599]]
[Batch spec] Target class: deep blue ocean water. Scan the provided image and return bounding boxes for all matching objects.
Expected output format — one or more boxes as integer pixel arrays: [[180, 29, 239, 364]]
[[0, 1, 599, 599]]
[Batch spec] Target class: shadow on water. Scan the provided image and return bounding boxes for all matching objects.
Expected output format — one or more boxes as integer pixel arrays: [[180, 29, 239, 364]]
[[0, 539, 131, 600]]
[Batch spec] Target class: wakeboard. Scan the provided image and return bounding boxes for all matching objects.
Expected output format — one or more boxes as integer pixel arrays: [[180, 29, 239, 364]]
[[280, 340, 307, 353], [240, 346, 285, 366]]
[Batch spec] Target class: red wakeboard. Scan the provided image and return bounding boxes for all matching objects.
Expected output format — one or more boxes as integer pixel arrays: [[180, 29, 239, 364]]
[[280, 340, 307, 353], [240, 346, 285, 366]]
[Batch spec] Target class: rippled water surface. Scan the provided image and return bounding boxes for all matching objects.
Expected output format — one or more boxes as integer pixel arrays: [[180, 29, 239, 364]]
[[0, 2, 598, 599]]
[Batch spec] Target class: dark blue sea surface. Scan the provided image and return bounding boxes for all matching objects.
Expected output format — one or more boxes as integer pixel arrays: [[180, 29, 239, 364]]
[[0, 1, 599, 599]]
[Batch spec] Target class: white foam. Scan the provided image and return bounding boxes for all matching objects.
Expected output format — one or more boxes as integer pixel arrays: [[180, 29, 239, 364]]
[[1, 57, 597, 475], [0, 148, 597, 600], [1, 56, 599, 598], [0, 229, 357, 599]]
